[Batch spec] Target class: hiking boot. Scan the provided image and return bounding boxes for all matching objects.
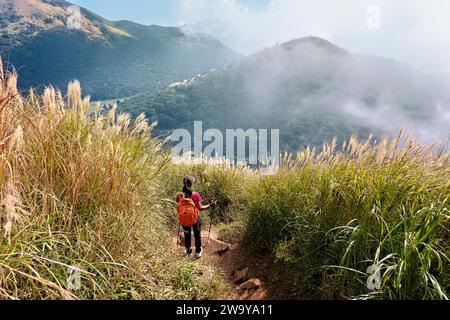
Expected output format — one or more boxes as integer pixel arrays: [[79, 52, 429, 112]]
[[195, 251, 202, 259]]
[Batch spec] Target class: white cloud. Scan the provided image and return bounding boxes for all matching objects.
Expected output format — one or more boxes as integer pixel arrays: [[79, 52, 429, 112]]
[[174, 0, 450, 73]]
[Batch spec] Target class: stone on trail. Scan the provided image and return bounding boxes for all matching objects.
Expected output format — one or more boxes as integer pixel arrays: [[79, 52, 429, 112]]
[[204, 237, 231, 256], [238, 278, 263, 291], [232, 267, 249, 284], [213, 241, 231, 256]]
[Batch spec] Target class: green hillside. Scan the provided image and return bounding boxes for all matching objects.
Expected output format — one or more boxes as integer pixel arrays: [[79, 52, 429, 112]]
[[119, 37, 450, 150], [0, 0, 239, 100]]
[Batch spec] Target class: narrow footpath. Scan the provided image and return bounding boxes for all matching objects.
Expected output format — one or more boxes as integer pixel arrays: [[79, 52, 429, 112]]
[[172, 226, 302, 300]]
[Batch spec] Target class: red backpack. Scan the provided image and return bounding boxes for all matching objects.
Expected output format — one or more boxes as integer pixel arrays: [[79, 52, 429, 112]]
[[176, 193, 199, 227]]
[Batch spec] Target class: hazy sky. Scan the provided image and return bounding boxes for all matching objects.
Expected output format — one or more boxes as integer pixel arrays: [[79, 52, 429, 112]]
[[71, 0, 450, 74]]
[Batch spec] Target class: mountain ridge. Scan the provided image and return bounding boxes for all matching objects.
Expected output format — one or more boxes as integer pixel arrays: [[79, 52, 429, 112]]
[[0, 0, 240, 100], [118, 35, 450, 149]]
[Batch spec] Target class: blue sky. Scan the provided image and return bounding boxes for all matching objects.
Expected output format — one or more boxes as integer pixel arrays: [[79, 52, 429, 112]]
[[70, 0, 450, 73], [71, 0, 177, 25], [71, 0, 271, 25]]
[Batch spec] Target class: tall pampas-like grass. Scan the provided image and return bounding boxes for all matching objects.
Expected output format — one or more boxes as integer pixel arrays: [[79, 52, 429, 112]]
[[0, 59, 222, 300], [244, 132, 450, 299]]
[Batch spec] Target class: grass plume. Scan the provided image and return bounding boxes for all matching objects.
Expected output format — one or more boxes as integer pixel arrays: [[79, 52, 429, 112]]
[[0, 59, 222, 300]]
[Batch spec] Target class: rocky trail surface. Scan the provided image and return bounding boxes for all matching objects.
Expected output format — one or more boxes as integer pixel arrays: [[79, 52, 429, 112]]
[[172, 226, 302, 300]]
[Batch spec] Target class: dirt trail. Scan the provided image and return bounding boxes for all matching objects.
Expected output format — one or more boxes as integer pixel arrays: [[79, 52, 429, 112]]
[[172, 226, 299, 300]]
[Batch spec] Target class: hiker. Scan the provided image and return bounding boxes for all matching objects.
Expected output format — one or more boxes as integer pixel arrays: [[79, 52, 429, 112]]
[[176, 176, 217, 258]]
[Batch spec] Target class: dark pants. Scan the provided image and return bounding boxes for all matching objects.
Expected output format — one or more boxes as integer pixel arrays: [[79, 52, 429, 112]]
[[183, 216, 202, 254]]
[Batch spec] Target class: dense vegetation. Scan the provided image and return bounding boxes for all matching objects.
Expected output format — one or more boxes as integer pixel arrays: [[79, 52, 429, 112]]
[[1, 60, 448, 300], [168, 137, 450, 300], [244, 136, 450, 299], [0, 60, 225, 299]]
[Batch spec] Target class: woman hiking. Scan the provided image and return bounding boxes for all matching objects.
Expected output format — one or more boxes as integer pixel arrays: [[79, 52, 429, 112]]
[[176, 176, 217, 258]]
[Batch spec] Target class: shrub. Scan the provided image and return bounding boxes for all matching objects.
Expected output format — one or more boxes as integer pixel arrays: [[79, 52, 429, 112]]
[[162, 158, 255, 224], [0, 58, 224, 299], [244, 134, 450, 299]]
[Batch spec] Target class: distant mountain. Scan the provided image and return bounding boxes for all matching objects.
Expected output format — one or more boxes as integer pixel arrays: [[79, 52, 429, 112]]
[[0, 0, 239, 100], [119, 36, 450, 150]]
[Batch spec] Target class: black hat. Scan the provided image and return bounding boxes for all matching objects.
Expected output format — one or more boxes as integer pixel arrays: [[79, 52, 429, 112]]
[[183, 176, 195, 187]]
